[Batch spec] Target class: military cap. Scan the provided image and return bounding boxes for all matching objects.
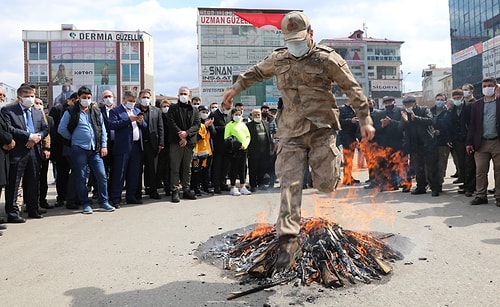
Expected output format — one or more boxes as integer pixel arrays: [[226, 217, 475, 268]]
[[281, 11, 310, 42]]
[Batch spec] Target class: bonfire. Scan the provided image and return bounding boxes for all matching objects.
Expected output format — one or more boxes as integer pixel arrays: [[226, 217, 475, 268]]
[[203, 217, 404, 300]]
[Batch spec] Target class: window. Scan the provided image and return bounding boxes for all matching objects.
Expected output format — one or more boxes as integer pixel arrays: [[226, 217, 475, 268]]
[[121, 42, 140, 60], [28, 42, 48, 60], [122, 64, 140, 82], [28, 64, 48, 82]]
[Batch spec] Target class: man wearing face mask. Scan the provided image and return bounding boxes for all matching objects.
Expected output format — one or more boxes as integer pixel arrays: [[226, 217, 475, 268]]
[[466, 76, 500, 207], [167, 86, 200, 202], [58, 86, 115, 214], [108, 91, 146, 207], [368, 96, 407, 191], [430, 93, 453, 193], [157, 99, 171, 196], [401, 96, 439, 196], [223, 11, 374, 273], [1, 85, 48, 222], [0, 87, 15, 232], [209, 99, 233, 194], [99, 90, 116, 197], [136, 89, 164, 200]]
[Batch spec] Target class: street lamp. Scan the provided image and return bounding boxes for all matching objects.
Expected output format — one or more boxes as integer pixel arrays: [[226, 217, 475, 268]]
[[402, 72, 411, 96]]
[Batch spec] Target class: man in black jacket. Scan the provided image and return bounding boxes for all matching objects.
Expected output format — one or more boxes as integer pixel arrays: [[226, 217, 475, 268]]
[[167, 86, 200, 202], [209, 100, 233, 194], [401, 96, 439, 196]]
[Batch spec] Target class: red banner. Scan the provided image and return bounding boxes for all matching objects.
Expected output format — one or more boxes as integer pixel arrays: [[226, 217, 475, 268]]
[[234, 12, 285, 29]]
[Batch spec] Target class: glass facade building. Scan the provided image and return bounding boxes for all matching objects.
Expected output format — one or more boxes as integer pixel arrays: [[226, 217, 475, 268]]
[[449, 0, 500, 89], [22, 27, 153, 109]]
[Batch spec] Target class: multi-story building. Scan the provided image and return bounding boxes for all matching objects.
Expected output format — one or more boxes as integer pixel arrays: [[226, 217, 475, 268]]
[[421, 64, 452, 105], [320, 30, 404, 108], [449, 0, 500, 90], [197, 8, 293, 112], [22, 24, 153, 108]]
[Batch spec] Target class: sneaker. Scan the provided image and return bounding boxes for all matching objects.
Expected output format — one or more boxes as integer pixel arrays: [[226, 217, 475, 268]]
[[82, 206, 93, 214], [100, 203, 115, 212], [240, 186, 251, 195], [230, 187, 241, 196]]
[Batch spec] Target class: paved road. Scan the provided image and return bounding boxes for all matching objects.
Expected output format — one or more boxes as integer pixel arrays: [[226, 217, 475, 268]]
[[1, 161, 499, 306]]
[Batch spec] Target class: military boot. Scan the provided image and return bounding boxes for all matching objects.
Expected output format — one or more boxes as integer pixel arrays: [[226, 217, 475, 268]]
[[171, 189, 180, 203], [274, 235, 301, 273]]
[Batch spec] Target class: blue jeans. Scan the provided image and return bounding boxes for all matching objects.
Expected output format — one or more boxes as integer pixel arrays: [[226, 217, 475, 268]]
[[71, 146, 109, 206]]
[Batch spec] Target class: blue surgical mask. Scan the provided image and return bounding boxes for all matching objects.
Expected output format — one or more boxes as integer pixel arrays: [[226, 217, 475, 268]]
[[453, 99, 462, 106], [435, 100, 445, 108], [286, 40, 309, 58]]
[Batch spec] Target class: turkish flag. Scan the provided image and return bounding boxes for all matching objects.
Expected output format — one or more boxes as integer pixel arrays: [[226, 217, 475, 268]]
[[234, 12, 285, 29]]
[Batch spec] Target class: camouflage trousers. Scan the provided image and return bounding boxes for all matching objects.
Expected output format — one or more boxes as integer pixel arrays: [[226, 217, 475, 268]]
[[275, 128, 341, 237]]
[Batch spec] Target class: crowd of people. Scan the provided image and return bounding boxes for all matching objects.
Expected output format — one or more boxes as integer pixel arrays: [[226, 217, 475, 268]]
[[0, 83, 283, 236], [342, 77, 500, 208]]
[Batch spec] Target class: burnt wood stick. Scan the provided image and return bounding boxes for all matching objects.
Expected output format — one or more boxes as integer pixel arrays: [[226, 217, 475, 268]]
[[227, 274, 297, 300]]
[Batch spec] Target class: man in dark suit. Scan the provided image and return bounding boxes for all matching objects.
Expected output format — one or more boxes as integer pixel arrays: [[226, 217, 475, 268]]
[[0, 87, 15, 232], [209, 100, 232, 194], [108, 91, 146, 206], [246, 108, 274, 192], [466, 76, 500, 207], [339, 99, 361, 185], [1, 85, 48, 222], [137, 89, 164, 200], [99, 90, 115, 197]]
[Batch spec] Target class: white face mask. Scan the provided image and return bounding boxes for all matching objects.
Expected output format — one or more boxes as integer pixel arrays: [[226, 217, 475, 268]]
[[140, 98, 150, 107], [453, 99, 462, 106], [104, 97, 114, 106], [405, 107, 413, 112], [286, 40, 309, 58], [21, 97, 35, 108], [162, 106, 169, 113], [179, 95, 189, 104], [126, 102, 135, 110], [253, 117, 261, 123], [200, 112, 209, 120], [80, 99, 91, 107], [482, 86, 496, 97], [211, 107, 218, 113], [233, 115, 242, 122], [223, 109, 230, 115], [463, 90, 470, 98]]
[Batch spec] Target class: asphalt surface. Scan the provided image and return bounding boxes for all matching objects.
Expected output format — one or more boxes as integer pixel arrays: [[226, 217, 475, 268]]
[[1, 160, 499, 307]]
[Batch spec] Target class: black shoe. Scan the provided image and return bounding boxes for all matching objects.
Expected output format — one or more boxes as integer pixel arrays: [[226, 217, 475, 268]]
[[110, 201, 121, 209], [214, 188, 221, 194], [470, 197, 488, 205], [7, 216, 26, 223], [458, 188, 465, 194], [183, 190, 197, 200], [0, 224, 7, 230], [465, 191, 473, 197], [432, 191, 439, 197], [221, 185, 231, 192], [496, 199, 500, 207], [55, 200, 65, 207], [452, 179, 464, 184], [411, 189, 426, 195], [66, 202, 79, 210], [171, 190, 180, 203], [250, 187, 257, 192], [488, 189, 495, 194], [28, 212, 43, 219], [39, 201, 54, 209], [150, 191, 161, 199], [194, 188, 202, 196], [37, 207, 47, 214], [126, 198, 143, 204]]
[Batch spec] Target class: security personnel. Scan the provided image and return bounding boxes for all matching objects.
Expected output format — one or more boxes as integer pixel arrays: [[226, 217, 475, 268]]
[[223, 11, 374, 273]]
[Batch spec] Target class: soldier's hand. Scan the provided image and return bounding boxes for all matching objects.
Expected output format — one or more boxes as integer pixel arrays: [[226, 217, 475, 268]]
[[360, 124, 375, 141], [223, 89, 236, 105]]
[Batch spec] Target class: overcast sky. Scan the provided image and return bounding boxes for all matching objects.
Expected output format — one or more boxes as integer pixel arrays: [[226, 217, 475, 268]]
[[0, 0, 450, 96]]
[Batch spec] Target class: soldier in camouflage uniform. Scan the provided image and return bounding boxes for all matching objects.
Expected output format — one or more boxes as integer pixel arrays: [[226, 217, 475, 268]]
[[223, 11, 374, 273]]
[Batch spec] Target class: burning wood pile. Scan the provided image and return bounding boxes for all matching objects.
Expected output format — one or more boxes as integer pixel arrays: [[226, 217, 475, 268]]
[[212, 217, 404, 299]]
